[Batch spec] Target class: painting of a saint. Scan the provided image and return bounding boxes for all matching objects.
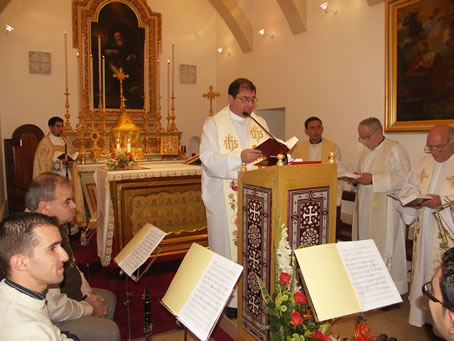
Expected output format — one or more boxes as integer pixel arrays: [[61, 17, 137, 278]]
[[91, 2, 145, 109], [395, 0, 454, 122]]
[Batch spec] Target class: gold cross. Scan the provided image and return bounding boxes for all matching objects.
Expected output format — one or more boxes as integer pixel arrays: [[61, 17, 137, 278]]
[[447, 176, 454, 188], [113, 67, 129, 110], [202, 85, 220, 116], [417, 169, 429, 184]]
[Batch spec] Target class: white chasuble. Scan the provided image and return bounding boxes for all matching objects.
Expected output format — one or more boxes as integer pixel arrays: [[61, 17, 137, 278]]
[[213, 107, 268, 263], [353, 139, 410, 294], [400, 154, 454, 327]]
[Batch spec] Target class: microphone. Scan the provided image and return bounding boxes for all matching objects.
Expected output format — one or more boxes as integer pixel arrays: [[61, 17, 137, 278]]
[[242, 111, 288, 165]]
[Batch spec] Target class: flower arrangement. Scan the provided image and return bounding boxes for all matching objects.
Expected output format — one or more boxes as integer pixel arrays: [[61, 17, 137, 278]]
[[256, 223, 346, 341], [106, 151, 137, 170]]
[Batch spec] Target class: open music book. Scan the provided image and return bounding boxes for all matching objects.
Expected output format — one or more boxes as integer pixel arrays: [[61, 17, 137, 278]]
[[294, 239, 402, 322], [161, 243, 243, 341], [114, 223, 166, 280], [388, 192, 432, 207], [337, 161, 360, 180], [54, 151, 79, 162]]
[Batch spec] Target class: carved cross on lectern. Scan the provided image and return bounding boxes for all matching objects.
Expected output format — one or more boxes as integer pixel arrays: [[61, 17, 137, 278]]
[[202, 85, 220, 116], [113, 67, 129, 110]]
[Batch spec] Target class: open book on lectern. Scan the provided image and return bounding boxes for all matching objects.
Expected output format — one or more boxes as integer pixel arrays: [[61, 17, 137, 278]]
[[294, 239, 402, 322], [114, 223, 166, 281], [161, 243, 243, 341]]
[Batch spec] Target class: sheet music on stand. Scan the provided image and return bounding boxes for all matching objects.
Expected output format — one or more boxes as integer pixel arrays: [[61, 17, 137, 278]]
[[114, 223, 166, 281]]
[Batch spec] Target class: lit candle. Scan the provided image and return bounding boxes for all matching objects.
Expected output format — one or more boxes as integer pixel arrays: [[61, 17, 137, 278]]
[[64, 32, 68, 90], [116, 138, 120, 152], [98, 36, 102, 98], [167, 60, 170, 113], [172, 43, 175, 96], [102, 55, 105, 110], [127, 138, 131, 153]]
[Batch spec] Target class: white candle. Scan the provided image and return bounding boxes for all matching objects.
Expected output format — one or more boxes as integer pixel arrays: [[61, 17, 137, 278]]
[[77, 52, 81, 111], [90, 54, 94, 111], [116, 138, 120, 152], [64, 32, 68, 90], [172, 43, 175, 96], [98, 36, 102, 99], [127, 138, 131, 153], [102, 55, 106, 110], [157, 59, 160, 108], [167, 60, 170, 112]]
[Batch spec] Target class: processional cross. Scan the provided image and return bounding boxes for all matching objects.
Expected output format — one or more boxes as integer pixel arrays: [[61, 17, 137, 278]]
[[113, 67, 129, 110], [202, 85, 220, 116]]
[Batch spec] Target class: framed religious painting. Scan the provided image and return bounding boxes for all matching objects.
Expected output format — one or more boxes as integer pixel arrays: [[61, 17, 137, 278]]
[[72, 0, 161, 120], [385, 0, 454, 132]]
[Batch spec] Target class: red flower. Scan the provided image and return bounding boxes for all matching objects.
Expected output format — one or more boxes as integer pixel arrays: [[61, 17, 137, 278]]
[[294, 292, 307, 305], [120, 165, 125, 169], [111, 153, 116, 158], [290, 312, 303, 326], [310, 331, 330, 341], [280, 272, 290, 285]]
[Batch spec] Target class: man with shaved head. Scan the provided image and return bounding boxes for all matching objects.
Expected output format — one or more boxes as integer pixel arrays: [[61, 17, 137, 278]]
[[400, 124, 454, 328]]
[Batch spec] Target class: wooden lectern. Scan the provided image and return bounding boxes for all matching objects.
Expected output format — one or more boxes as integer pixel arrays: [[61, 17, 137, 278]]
[[237, 162, 338, 341]]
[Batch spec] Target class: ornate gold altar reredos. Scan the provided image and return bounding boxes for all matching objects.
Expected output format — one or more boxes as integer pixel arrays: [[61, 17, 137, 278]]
[[71, 0, 180, 162]]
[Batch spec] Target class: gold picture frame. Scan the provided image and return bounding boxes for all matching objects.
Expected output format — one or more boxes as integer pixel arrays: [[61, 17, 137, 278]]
[[385, 0, 454, 132], [72, 0, 161, 120]]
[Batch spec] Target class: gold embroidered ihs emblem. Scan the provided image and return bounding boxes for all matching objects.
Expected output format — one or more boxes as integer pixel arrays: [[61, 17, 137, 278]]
[[224, 133, 239, 152], [417, 169, 428, 184], [250, 125, 264, 143], [447, 176, 454, 188]]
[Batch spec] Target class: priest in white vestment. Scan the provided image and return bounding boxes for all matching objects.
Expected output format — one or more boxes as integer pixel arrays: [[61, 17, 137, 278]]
[[292, 116, 343, 205], [352, 117, 410, 295], [33, 117, 86, 230], [399, 124, 454, 327], [200, 78, 269, 313]]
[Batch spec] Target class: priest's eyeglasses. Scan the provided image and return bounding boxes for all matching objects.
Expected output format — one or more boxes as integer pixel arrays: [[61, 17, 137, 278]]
[[422, 280, 452, 310], [424, 141, 450, 153], [235, 96, 258, 104]]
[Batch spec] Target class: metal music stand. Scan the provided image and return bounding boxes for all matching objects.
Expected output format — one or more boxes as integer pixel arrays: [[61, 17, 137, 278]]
[[120, 247, 162, 341]]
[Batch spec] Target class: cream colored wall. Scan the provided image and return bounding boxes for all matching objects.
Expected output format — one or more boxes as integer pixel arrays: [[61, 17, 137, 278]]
[[0, 0, 216, 154], [214, 0, 429, 167]]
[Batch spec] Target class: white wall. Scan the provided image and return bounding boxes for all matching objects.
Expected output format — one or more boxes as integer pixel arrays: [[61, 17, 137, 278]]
[[214, 0, 430, 167]]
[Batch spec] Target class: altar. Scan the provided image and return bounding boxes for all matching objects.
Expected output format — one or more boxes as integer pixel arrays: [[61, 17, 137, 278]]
[[95, 163, 207, 266]]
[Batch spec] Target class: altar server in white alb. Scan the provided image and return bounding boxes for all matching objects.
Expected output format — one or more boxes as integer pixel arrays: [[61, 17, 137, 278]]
[[200, 78, 269, 317], [352, 117, 411, 295], [399, 124, 454, 328]]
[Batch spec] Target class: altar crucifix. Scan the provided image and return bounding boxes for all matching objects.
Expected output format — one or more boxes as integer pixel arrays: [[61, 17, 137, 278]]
[[202, 85, 220, 116], [113, 67, 130, 110]]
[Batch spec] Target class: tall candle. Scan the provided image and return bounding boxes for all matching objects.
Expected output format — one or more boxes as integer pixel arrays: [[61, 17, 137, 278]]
[[167, 60, 170, 113], [90, 54, 94, 111], [172, 43, 175, 96], [127, 138, 131, 153], [77, 52, 81, 110], [64, 32, 68, 90], [98, 36, 102, 97], [157, 59, 160, 107], [116, 138, 120, 152], [102, 55, 106, 110]]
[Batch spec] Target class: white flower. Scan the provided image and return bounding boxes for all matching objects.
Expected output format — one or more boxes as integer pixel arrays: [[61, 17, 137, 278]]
[[276, 223, 292, 274]]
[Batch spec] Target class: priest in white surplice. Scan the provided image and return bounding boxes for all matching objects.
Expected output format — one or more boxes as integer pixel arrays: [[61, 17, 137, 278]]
[[352, 117, 410, 295], [200, 78, 269, 317], [399, 124, 454, 328]]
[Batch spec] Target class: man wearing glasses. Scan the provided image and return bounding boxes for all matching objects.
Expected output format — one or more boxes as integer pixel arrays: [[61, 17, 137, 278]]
[[352, 117, 411, 296], [400, 124, 454, 328], [200, 78, 269, 319], [423, 247, 454, 339]]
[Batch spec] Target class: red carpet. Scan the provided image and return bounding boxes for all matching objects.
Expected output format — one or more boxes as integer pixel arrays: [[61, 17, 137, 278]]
[[73, 235, 233, 340]]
